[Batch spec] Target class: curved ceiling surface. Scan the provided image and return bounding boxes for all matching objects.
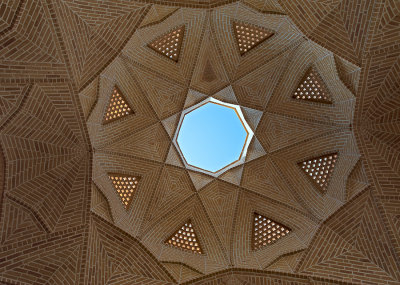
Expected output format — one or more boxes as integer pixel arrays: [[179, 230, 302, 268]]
[[1, 0, 399, 284], [87, 2, 358, 275]]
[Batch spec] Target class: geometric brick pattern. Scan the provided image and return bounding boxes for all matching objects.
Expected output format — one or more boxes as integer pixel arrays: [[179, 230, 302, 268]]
[[299, 153, 338, 193], [165, 220, 203, 254], [233, 22, 274, 55], [148, 26, 185, 62], [299, 192, 400, 284], [108, 173, 140, 210], [252, 213, 291, 250], [293, 68, 333, 104], [103, 86, 134, 124], [1, 0, 400, 284]]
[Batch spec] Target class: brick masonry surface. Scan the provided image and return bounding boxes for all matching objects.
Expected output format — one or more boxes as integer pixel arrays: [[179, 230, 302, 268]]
[[0, 0, 399, 284]]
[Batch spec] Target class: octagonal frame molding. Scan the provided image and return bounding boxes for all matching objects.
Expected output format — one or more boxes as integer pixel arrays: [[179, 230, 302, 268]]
[[173, 97, 254, 177]]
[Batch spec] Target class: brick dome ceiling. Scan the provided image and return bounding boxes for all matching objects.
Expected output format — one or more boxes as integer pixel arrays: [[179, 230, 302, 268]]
[[0, 1, 399, 285]]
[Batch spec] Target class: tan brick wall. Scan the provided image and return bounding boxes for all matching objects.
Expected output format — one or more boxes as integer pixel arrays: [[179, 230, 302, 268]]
[[0, 0, 399, 284]]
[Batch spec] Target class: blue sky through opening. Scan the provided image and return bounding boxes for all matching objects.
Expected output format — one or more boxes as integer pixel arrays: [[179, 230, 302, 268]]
[[177, 102, 247, 172]]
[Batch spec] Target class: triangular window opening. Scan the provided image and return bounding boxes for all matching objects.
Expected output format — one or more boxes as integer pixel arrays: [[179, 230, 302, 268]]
[[293, 68, 333, 104], [103, 86, 134, 124], [233, 22, 274, 55], [252, 213, 291, 250], [299, 153, 338, 193], [108, 173, 140, 210], [148, 26, 185, 62], [165, 220, 203, 254]]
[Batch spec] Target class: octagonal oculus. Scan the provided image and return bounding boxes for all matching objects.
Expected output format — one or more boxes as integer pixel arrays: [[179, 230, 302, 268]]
[[174, 98, 253, 176]]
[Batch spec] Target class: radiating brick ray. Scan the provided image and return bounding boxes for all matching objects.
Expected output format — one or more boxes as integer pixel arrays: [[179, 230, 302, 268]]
[[241, 156, 304, 211], [199, 181, 239, 250], [162, 262, 203, 283], [366, 127, 400, 153], [107, 274, 175, 285], [91, 183, 113, 223], [44, 246, 81, 285], [364, 57, 400, 122], [298, 153, 338, 193], [299, 192, 400, 283], [293, 68, 333, 104], [191, 22, 229, 95], [0, 83, 84, 149], [243, 0, 285, 14], [108, 173, 140, 210], [232, 50, 291, 110], [369, 0, 400, 62], [143, 166, 194, 231], [52, 154, 91, 232], [0, 84, 22, 116], [61, 0, 145, 27], [346, 160, 369, 201], [183, 270, 339, 284], [131, 66, 186, 120], [334, 55, 361, 94], [358, 128, 400, 197], [148, 26, 185, 62], [233, 22, 274, 55], [252, 213, 291, 250], [257, 112, 341, 153], [165, 220, 203, 254], [0, 199, 45, 245], [99, 123, 170, 163], [140, 5, 179, 28], [379, 196, 400, 259], [0, 0, 21, 33], [281, 1, 342, 33], [103, 86, 134, 124], [266, 251, 304, 273], [0, 83, 29, 127], [0, 82, 89, 233], [53, 0, 147, 88], [356, 52, 400, 125], [86, 215, 175, 284], [280, 0, 371, 64], [78, 77, 98, 120], [0, 0, 63, 63], [0, 228, 85, 284]]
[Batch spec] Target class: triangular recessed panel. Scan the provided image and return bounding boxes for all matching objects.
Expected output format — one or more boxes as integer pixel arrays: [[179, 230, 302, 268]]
[[298, 153, 338, 193], [165, 220, 203, 254], [148, 26, 185, 62], [103, 86, 134, 124], [108, 173, 140, 210], [293, 68, 333, 104], [233, 22, 274, 55], [252, 213, 291, 250]]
